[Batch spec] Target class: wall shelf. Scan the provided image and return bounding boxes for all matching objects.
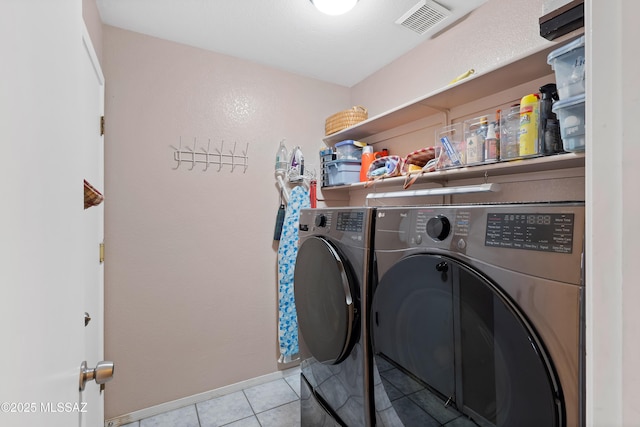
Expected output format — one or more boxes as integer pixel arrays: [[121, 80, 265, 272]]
[[321, 152, 585, 192], [321, 38, 586, 202], [323, 43, 559, 146]]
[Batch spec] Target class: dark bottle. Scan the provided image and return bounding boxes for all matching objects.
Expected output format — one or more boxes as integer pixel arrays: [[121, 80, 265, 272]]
[[539, 83, 560, 154]]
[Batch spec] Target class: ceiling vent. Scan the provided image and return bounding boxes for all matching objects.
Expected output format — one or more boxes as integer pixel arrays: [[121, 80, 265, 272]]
[[396, 0, 452, 36]]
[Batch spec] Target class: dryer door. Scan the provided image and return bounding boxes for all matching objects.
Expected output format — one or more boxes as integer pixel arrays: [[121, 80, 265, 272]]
[[372, 254, 563, 427], [294, 236, 359, 365]]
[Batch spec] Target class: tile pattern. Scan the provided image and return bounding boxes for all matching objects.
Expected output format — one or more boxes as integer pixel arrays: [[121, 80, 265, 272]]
[[121, 370, 301, 427], [120, 363, 483, 427], [375, 355, 484, 427]]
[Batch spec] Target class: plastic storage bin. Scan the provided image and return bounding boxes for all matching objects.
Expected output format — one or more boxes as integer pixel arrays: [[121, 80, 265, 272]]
[[436, 123, 465, 170], [462, 115, 501, 165], [335, 140, 363, 160], [324, 159, 361, 186], [547, 35, 585, 99], [500, 105, 521, 160], [552, 93, 585, 152]]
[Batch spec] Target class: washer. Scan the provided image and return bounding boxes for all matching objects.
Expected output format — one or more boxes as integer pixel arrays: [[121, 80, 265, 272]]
[[294, 207, 375, 427], [371, 203, 584, 427]]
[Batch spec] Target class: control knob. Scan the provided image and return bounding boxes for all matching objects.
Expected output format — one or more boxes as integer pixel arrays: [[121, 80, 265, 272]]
[[315, 214, 327, 228], [426, 215, 451, 241]]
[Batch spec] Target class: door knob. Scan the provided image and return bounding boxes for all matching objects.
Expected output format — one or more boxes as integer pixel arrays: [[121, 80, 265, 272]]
[[79, 360, 115, 391]]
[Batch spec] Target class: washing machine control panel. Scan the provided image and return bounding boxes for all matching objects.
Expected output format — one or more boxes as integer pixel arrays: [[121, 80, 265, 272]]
[[301, 210, 367, 235], [335, 211, 364, 232]]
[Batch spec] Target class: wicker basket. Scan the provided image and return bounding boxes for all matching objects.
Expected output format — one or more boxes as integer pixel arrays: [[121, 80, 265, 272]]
[[325, 106, 368, 136], [84, 179, 104, 209]]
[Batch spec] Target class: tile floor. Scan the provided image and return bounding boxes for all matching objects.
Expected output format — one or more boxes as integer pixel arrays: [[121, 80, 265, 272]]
[[121, 368, 301, 427]]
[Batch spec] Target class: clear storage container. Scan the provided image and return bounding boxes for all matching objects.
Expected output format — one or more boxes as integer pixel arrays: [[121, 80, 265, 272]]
[[435, 123, 465, 170], [547, 35, 585, 99], [500, 105, 521, 160], [335, 140, 363, 160], [552, 93, 585, 152], [463, 115, 500, 165]]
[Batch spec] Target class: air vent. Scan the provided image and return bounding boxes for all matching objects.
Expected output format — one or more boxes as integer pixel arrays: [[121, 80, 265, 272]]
[[396, 0, 452, 36]]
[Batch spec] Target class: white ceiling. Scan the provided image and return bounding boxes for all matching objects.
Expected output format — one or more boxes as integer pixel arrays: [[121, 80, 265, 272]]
[[96, 0, 486, 87]]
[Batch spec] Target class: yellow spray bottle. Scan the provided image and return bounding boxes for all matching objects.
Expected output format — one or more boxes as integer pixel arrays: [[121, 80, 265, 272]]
[[519, 93, 540, 156]]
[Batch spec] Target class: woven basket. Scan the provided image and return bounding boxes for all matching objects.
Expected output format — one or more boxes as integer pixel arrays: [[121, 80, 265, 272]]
[[84, 179, 104, 209], [325, 106, 368, 136]]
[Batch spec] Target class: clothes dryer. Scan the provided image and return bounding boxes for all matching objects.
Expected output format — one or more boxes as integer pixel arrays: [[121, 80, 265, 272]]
[[371, 203, 584, 427], [294, 207, 375, 427]]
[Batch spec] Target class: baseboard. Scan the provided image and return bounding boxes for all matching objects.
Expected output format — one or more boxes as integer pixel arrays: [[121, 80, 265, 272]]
[[104, 366, 301, 427]]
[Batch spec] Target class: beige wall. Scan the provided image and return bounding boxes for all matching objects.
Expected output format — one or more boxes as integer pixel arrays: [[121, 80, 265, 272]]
[[351, 0, 549, 117], [102, 25, 350, 418]]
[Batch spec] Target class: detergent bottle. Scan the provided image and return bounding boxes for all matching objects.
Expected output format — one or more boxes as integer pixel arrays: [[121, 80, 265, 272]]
[[519, 93, 540, 156], [360, 146, 375, 181]]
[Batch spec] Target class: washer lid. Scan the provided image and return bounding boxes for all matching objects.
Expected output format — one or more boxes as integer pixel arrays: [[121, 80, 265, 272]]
[[294, 236, 358, 365]]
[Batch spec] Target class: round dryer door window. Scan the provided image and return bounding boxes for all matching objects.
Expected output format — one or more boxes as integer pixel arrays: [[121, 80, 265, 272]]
[[372, 254, 563, 427], [294, 236, 359, 365]]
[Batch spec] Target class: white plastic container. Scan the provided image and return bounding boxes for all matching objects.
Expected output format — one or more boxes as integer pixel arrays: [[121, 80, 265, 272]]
[[552, 93, 585, 152], [547, 35, 585, 99], [325, 159, 361, 186], [335, 140, 362, 160]]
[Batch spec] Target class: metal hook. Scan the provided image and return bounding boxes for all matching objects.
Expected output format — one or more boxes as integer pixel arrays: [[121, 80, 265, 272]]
[[230, 141, 238, 172], [184, 137, 197, 170], [171, 137, 249, 173], [217, 141, 224, 172], [171, 137, 183, 170], [243, 142, 249, 173], [202, 139, 211, 171]]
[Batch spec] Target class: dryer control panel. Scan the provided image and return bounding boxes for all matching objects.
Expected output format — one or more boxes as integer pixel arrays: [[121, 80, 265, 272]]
[[484, 212, 575, 254]]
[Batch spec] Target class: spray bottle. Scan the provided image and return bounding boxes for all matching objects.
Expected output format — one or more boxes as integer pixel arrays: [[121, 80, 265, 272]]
[[539, 83, 561, 154], [519, 93, 540, 156], [275, 140, 288, 174], [484, 122, 499, 162]]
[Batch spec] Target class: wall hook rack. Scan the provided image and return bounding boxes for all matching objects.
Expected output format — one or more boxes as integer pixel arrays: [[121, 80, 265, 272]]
[[170, 137, 249, 173]]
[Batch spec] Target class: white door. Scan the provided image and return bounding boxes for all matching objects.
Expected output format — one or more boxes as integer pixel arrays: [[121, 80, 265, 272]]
[[80, 24, 107, 427], [0, 2, 107, 426]]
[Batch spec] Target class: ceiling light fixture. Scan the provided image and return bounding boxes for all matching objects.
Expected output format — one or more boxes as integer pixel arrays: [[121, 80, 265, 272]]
[[310, 0, 359, 16]]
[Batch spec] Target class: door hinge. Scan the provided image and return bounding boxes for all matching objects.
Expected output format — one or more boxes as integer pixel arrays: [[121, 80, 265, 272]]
[[100, 115, 105, 136], [99, 242, 105, 263]]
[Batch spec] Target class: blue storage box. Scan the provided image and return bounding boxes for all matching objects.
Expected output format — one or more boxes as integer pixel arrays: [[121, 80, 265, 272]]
[[324, 159, 361, 186]]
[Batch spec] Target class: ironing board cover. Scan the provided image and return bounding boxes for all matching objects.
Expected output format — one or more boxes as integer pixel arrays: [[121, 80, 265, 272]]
[[277, 185, 310, 363]]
